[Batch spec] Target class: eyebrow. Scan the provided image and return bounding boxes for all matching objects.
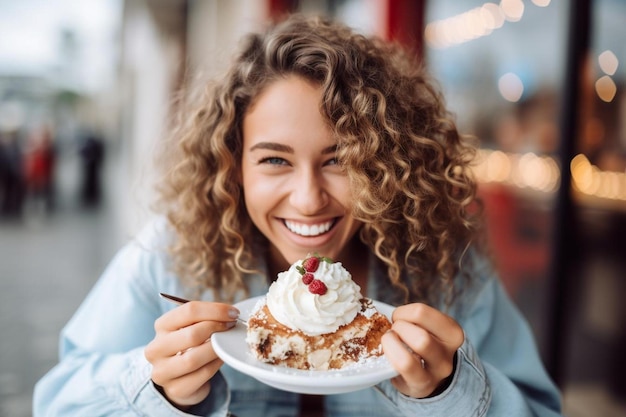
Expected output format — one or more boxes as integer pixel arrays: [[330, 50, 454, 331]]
[[249, 142, 293, 153], [249, 142, 337, 154]]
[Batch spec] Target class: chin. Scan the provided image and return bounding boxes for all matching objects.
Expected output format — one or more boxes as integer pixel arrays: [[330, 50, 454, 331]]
[[278, 249, 324, 266]]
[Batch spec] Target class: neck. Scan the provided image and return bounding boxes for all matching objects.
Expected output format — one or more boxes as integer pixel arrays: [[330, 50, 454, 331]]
[[267, 246, 288, 283], [340, 238, 369, 296]]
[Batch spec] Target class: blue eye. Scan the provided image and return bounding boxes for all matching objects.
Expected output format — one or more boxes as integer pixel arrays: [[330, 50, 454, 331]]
[[259, 156, 288, 165], [325, 157, 339, 166]]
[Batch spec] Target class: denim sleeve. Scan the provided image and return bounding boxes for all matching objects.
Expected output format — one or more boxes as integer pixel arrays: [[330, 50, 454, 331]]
[[120, 353, 230, 417], [32, 219, 232, 416], [466, 278, 563, 416], [33, 346, 230, 417], [374, 267, 562, 416], [374, 338, 490, 416]]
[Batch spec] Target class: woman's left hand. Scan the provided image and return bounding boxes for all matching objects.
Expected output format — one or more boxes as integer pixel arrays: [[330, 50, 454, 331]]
[[381, 303, 464, 398]]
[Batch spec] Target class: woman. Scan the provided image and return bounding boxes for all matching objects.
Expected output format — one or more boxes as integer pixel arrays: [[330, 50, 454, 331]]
[[34, 14, 562, 416]]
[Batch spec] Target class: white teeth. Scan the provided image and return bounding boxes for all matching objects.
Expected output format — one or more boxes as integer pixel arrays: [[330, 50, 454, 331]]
[[285, 220, 333, 237]]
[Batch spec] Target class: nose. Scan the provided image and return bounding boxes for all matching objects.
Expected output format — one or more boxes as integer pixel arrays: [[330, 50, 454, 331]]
[[289, 168, 329, 215]]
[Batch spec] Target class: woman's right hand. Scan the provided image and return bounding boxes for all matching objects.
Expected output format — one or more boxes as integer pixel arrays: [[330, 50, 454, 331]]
[[144, 301, 239, 410]]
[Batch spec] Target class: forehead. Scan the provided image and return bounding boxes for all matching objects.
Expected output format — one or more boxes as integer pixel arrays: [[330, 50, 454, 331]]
[[243, 76, 335, 149]]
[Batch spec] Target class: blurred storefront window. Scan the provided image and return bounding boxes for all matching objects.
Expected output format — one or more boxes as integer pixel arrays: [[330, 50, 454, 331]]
[[424, 0, 567, 358], [423, 0, 626, 414], [568, 0, 626, 410]]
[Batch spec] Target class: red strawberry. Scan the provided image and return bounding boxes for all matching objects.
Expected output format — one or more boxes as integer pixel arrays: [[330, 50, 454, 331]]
[[308, 279, 327, 295], [302, 257, 320, 272], [302, 272, 314, 285]]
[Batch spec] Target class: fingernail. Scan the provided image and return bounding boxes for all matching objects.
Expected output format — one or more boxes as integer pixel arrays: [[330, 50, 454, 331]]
[[226, 321, 237, 329], [228, 308, 240, 319]]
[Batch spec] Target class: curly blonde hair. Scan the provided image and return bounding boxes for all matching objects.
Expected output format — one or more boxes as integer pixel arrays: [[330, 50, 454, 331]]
[[158, 14, 484, 304]]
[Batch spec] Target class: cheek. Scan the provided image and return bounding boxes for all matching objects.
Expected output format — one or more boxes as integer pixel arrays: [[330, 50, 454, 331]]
[[242, 175, 280, 222], [333, 178, 361, 230], [243, 176, 278, 201], [330, 176, 354, 210]]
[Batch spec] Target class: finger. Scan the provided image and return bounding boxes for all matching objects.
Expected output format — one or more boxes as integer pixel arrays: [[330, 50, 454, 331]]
[[382, 330, 429, 377], [152, 338, 222, 386], [392, 304, 464, 347], [165, 379, 211, 409], [382, 330, 434, 398], [169, 320, 236, 357], [390, 320, 453, 380], [146, 320, 236, 360], [155, 301, 240, 331], [161, 358, 224, 407]]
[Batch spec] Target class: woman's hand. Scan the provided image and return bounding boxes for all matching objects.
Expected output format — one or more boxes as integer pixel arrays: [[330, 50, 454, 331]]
[[381, 303, 464, 399], [144, 301, 239, 409]]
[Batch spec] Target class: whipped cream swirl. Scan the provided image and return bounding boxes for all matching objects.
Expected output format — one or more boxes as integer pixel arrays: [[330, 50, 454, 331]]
[[266, 259, 362, 336]]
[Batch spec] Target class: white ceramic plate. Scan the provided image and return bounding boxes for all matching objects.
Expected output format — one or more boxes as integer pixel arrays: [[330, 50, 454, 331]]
[[212, 295, 398, 395]]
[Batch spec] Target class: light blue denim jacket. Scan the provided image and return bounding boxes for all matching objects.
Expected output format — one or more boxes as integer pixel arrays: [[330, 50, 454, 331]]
[[33, 219, 563, 416]]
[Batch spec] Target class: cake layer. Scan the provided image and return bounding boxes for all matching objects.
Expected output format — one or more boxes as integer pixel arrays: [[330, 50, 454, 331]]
[[246, 298, 391, 370]]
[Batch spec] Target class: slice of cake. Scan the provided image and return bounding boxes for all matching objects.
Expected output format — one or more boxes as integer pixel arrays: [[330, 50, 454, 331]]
[[245, 255, 392, 370]]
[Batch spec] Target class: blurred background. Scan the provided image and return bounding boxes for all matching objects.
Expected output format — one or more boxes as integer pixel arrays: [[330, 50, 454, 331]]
[[0, 0, 624, 416]]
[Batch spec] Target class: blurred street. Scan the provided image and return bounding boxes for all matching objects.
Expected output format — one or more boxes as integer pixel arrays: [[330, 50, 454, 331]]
[[0, 145, 124, 417]]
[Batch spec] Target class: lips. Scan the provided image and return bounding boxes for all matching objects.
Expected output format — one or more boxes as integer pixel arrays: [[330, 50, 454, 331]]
[[284, 219, 336, 237]]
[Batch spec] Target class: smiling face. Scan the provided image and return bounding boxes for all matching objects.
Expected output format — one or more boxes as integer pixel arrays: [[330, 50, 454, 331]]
[[241, 76, 363, 272]]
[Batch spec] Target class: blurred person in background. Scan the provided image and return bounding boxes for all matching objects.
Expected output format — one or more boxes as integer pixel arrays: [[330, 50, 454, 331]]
[[78, 131, 105, 207], [24, 124, 57, 215], [0, 127, 26, 220], [33, 14, 562, 417]]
